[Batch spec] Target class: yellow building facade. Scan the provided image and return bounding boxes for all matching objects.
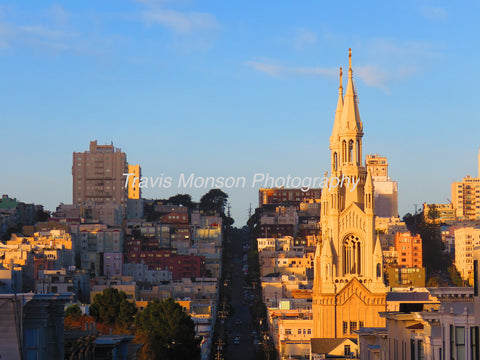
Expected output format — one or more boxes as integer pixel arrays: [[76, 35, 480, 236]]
[[312, 50, 387, 339], [127, 164, 141, 199]]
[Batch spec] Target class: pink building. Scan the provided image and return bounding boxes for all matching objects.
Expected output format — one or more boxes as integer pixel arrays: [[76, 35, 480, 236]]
[[103, 252, 123, 278]]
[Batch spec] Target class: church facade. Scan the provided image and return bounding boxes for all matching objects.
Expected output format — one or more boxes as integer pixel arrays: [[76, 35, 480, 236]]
[[312, 50, 387, 339]]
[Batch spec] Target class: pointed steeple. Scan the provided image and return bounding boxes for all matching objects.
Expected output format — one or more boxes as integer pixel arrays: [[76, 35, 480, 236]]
[[365, 169, 374, 191], [365, 169, 374, 213], [321, 237, 334, 259], [374, 233, 382, 258], [340, 48, 362, 133], [330, 67, 343, 145]]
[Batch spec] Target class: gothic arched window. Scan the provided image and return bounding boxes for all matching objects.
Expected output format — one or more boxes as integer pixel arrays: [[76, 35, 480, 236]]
[[342, 234, 362, 276], [356, 139, 361, 165], [348, 140, 354, 163]]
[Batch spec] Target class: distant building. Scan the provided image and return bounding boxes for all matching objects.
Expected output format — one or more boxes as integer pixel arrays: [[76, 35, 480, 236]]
[[366, 154, 398, 218], [451, 162, 480, 220], [127, 164, 141, 199], [423, 203, 456, 223], [387, 267, 426, 288], [103, 252, 123, 278], [394, 232, 423, 268], [375, 217, 408, 251], [259, 188, 321, 207], [72, 140, 128, 210], [35, 268, 89, 302], [454, 227, 480, 283]]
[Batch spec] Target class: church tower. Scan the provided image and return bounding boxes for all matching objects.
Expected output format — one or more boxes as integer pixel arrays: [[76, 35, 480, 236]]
[[313, 49, 387, 339]]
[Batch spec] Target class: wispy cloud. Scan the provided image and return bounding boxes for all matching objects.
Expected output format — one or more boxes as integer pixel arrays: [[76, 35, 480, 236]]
[[420, 6, 447, 21], [18, 25, 73, 40], [355, 65, 389, 91], [292, 28, 317, 50], [141, 8, 219, 35], [246, 60, 336, 78], [0, 5, 116, 59], [246, 60, 390, 90]]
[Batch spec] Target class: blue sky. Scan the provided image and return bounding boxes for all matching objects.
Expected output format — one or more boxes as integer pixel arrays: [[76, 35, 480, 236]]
[[1, 0, 479, 225]]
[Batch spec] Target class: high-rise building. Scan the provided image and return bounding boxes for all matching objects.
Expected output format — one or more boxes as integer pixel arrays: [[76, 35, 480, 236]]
[[450, 149, 480, 221], [451, 175, 480, 221], [312, 50, 387, 339], [72, 140, 128, 209], [365, 154, 398, 218]]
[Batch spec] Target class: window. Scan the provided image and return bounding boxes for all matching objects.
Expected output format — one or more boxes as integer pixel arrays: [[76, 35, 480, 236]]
[[298, 329, 302, 335], [418, 340, 425, 360], [359, 321, 364, 329], [344, 345, 351, 356], [343, 321, 348, 335], [471, 327, 479, 360], [350, 321, 357, 333], [456, 327, 465, 360], [285, 329, 291, 335]]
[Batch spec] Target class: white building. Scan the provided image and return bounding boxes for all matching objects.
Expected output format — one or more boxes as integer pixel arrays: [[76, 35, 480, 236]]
[[454, 227, 480, 283]]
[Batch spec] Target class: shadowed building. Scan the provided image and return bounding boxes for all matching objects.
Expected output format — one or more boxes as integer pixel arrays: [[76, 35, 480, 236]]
[[72, 141, 128, 211]]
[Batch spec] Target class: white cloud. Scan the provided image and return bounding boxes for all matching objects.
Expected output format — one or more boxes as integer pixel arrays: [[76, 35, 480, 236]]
[[420, 6, 447, 21], [355, 65, 389, 91], [366, 38, 443, 60], [293, 28, 317, 50], [48, 3, 70, 27], [18, 25, 71, 39], [142, 8, 219, 34]]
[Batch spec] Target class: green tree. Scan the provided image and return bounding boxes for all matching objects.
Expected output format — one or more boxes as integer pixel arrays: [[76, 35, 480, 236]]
[[135, 298, 200, 360], [199, 189, 228, 215], [65, 303, 82, 320], [168, 194, 194, 208], [89, 288, 137, 331]]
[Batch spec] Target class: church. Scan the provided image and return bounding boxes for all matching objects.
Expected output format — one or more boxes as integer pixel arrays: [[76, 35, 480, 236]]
[[312, 49, 387, 340]]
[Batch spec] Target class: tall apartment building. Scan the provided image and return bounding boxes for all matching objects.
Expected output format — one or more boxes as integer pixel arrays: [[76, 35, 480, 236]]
[[394, 232, 423, 268], [454, 227, 480, 282], [452, 175, 480, 221], [72, 141, 128, 209], [365, 154, 398, 218]]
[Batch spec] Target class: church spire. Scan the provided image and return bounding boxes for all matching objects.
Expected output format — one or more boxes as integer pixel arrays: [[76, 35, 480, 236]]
[[330, 67, 344, 146], [340, 48, 362, 133]]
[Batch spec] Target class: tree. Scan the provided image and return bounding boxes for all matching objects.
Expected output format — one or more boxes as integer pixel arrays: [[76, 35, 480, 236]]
[[168, 194, 194, 208], [135, 298, 200, 360], [199, 189, 228, 215], [65, 303, 82, 320], [89, 288, 137, 331], [426, 204, 440, 223]]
